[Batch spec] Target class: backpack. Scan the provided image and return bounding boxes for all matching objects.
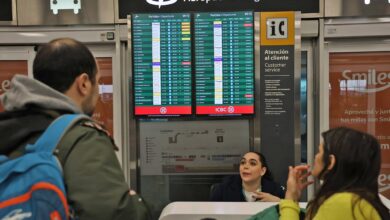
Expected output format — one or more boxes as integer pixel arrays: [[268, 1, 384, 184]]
[[0, 114, 89, 220]]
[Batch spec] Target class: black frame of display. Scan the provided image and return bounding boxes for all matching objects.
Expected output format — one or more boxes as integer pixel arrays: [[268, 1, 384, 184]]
[[130, 11, 256, 118], [193, 11, 256, 116], [131, 12, 194, 117]]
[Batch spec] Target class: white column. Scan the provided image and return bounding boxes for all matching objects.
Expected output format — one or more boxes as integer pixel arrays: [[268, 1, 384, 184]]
[[214, 21, 223, 105], [152, 22, 161, 105]]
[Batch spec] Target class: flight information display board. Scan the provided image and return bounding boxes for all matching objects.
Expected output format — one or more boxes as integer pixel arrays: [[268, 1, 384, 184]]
[[195, 11, 254, 115], [132, 13, 192, 116]]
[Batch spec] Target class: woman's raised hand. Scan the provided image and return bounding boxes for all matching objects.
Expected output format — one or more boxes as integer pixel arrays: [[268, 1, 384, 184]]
[[285, 165, 314, 202]]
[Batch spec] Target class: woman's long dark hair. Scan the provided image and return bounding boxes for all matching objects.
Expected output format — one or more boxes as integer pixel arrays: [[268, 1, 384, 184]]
[[249, 151, 274, 181], [306, 127, 389, 219]]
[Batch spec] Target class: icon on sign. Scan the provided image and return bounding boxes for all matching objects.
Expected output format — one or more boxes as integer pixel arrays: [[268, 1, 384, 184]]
[[266, 18, 288, 39], [228, 106, 235, 113], [160, 107, 167, 114], [50, 0, 81, 15], [146, 0, 178, 8]]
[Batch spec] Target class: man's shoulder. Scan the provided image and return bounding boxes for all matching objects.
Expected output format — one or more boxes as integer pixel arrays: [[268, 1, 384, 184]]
[[62, 119, 118, 150], [79, 120, 111, 136], [56, 119, 118, 165], [63, 118, 109, 136]]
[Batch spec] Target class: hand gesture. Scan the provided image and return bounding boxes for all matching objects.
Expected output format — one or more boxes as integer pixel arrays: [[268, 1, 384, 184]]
[[129, 190, 137, 195], [285, 165, 313, 202], [252, 192, 281, 202]]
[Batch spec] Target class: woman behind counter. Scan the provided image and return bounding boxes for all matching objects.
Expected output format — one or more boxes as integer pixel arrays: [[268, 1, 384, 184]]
[[210, 152, 285, 202]]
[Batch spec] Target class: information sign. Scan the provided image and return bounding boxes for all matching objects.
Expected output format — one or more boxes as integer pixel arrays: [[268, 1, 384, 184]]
[[194, 11, 254, 115], [133, 13, 192, 115]]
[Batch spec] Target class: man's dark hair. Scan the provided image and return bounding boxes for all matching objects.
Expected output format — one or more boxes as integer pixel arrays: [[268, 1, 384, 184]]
[[33, 38, 97, 93]]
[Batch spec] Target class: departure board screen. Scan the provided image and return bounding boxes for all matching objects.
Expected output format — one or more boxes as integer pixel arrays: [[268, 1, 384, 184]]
[[195, 11, 254, 115], [132, 13, 192, 116]]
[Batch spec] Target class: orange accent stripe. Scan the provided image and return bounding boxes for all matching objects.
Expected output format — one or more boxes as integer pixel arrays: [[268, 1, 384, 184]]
[[0, 182, 69, 220], [50, 210, 61, 220]]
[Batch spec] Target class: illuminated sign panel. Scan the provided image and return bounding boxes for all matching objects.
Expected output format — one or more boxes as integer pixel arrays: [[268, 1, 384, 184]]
[[194, 11, 254, 115], [132, 13, 192, 116], [118, 0, 319, 18]]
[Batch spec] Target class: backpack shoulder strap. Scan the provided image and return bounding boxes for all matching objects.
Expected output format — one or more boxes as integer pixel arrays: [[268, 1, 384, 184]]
[[55, 117, 94, 166], [25, 114, 90, 153]]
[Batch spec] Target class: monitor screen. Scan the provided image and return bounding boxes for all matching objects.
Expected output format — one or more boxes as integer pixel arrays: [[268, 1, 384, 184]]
[[0, 0, 12, 21], [132, 13, 192, 116], [194, 11, 254, 115]]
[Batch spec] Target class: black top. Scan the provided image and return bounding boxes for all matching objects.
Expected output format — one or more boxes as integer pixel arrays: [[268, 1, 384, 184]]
[[0, 108, 56, 156], [209, 175, 285, 202]]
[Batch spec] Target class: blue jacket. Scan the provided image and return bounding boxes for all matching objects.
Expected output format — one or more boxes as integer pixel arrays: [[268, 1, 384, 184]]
[[210, 175, 285, 201]]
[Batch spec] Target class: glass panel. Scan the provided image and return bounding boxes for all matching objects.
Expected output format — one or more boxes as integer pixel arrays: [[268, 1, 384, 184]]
[[94, 57, 114, 135], [0, 60, 28, 112], [301, 51, 308, 163], [329, 52, 390, 199], [139, 119, 250, 219]]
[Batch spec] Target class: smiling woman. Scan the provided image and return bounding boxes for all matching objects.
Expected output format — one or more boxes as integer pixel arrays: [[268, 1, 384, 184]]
[[209, 152, 285, 202]]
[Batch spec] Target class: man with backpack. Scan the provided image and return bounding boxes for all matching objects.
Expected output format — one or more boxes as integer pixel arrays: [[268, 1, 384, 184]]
[[0, 38, 149, 220]]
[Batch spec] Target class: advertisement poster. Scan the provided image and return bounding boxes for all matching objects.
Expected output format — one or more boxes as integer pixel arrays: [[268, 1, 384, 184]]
[[0, 60, 28, 112], [329, 52, 390, 198], [94, 57, 114, 135]]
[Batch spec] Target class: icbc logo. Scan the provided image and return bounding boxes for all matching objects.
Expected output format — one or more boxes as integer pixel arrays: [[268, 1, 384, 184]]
[[160, 107, 167, 114], [228, 106, 235, 113], [215, 107, 227, 113]]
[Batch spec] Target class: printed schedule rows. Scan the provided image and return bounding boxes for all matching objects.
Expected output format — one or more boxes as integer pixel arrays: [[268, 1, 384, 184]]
[[132, 12, 254, 115]]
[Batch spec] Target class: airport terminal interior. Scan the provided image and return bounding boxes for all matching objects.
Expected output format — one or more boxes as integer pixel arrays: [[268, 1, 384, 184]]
[[1, 0, 390, 219]]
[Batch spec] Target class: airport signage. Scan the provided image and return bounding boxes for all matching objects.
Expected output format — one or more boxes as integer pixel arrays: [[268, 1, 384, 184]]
[[259, 11, 298, 185], [118, 0, 319, 18]]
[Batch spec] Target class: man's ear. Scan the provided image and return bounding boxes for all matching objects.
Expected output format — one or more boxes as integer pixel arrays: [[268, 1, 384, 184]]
[[327, 154, 336, 171], [75, 73, 91, 96]]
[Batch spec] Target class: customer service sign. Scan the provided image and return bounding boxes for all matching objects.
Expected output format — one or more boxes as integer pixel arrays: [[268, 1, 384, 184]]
[[329, 52, 390, 198]]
